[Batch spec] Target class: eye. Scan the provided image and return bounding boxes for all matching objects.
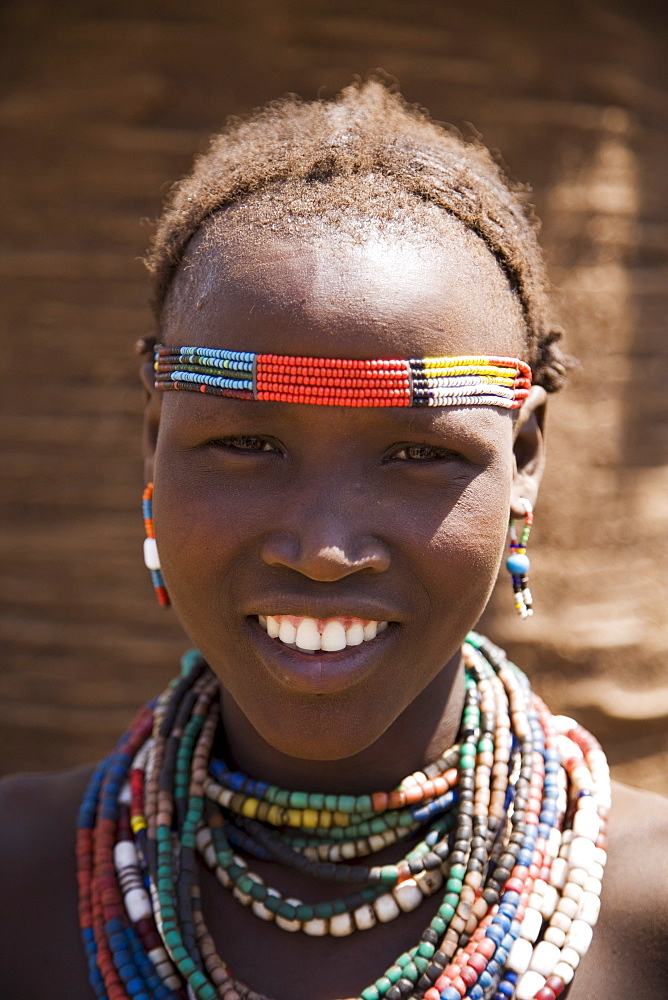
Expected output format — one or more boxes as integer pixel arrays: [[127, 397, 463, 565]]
[[388, 444, 460, 462], [208, 435, 281, 453]]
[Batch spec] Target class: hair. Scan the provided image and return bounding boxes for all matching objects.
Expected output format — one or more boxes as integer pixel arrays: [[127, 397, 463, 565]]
[[145, 78, 567, 391]]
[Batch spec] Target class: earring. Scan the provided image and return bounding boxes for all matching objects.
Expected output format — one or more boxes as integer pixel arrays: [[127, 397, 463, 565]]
[[142, 482, 170, 607], [506, 498, 533, 618]]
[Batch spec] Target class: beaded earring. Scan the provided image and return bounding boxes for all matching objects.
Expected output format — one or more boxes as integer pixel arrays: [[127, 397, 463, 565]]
[[506, 498, 534, 618], [142, 482, 170, 607]]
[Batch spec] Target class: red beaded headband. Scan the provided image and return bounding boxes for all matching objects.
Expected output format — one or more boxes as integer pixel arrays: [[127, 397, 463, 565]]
[[154, 346, 532, 408]]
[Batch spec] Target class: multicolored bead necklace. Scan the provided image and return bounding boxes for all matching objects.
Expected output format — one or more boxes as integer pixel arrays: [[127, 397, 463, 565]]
[[153, 346, 532, 409], [77, 635, 610, 1000]]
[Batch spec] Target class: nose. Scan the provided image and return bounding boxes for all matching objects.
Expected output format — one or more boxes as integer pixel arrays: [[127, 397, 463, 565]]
[[260, 499, 391, 582]]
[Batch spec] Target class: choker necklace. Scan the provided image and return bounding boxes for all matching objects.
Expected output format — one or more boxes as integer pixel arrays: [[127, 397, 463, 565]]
[[77, 634, 610, 1000]]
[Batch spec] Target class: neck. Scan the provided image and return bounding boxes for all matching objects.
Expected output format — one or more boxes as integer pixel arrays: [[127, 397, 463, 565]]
[[215, 651, 466, 794]]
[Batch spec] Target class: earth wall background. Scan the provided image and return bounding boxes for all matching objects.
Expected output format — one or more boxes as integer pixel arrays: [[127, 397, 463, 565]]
[[1, 0, 667, 792]]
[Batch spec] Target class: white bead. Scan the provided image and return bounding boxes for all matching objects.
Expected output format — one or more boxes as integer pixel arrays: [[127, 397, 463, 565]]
[[353, 904, 377, 931], [593, 846, 607, 868], [251, 900, 275, 921], [329, 911, 354, 936], [543, 926, 566, 948], [577, 891, 601, 926], [341, 841, 357, 860], [549, 856, 568, 889], [520, 906, 543, 943], [393, 879, 423, 913], [373, 893, 400, 923], [328, 845, 341, 862], [573, 808, 599, 841], [566, 917, 594, 956], [415, 868, 443, 896], [143, 536, 161, 570], [232, 886, 253, 908], [550, 910, 572, 934], [584, 876, 602, 896], [556, 896, 579, 920], [114, 841, 138, 868], [568, 836, 595, 872], [125, 887, 152, 922], [539, 884, 559, 919], [275, 897, 302, 932], [589, 860, 605, 881], [368, 835, 386, 853], [563, 881, 583, 904], [529, 941, 561, 977], [303, 918, 328, 936], [568, 866, 589, 887], [554, 960, 576, 984], [506, 936, 533, 974], [560, 946, 581, 970], [515, 970, 546, 1000]]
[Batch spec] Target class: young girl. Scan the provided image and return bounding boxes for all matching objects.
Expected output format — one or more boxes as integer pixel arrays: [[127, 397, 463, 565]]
[[2, 80, 667, 1000]]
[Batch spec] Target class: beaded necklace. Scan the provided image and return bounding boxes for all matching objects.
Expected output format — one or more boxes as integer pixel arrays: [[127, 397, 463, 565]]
[[77, 634, 610, 1000]]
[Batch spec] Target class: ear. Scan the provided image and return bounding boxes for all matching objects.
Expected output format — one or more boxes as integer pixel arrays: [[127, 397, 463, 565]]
[[511, 385, 547, 517], [140, 359, 162, 485]]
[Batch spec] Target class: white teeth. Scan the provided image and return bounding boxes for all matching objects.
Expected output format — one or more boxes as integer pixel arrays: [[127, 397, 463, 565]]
[[278, 619, 297, 644], [266, 615, 280, 638], [257, 615, 389, 652], [345, 622, 365, 646], [295, 618, 321, 652], [321, 620, 347, 651]]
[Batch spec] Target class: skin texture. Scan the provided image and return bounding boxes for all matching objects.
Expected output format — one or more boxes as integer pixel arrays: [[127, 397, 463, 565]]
[[1, 215, 666, 999]]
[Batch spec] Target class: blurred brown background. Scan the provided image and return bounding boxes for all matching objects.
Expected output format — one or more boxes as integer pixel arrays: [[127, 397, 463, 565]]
[[1, 0, 667, 793]]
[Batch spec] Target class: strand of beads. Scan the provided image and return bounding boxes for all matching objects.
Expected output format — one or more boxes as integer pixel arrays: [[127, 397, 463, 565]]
[[78, 637, 610, 1000], [154, 346, 532, 409], [506, 502, 534, 618]]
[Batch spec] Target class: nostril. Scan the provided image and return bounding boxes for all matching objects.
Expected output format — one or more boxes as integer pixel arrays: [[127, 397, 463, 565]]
[[259, 532, 390, 581]]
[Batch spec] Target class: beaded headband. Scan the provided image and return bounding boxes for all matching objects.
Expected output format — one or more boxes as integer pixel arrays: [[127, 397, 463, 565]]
[[154, 345, 532, 408]]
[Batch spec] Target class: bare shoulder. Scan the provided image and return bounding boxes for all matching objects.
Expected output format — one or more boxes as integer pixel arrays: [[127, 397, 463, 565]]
[[0, 767, 95, 999], [576, 780, 668, 998]]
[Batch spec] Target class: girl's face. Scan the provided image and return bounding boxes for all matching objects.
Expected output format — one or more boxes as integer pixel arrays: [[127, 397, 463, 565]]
[[150, 217, 543, 765]]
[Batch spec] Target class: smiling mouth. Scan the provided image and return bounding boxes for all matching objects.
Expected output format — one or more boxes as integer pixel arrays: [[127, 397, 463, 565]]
[[257, 614, 389, 653]]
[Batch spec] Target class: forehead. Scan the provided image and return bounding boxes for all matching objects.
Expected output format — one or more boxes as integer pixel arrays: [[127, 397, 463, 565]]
[[162, 211, 526, 362]]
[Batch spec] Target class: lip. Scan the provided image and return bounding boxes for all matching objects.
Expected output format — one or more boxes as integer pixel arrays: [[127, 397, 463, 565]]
[[245, 615, 398, 695]]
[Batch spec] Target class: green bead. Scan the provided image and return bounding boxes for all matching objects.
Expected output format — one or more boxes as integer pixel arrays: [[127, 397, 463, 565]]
[[308, 792, 326, 809], [324, 794, 338, 811], [439, 902, 456, 922], [386, 965, 403, 984], [274, 789, 290, 807], [289, 791, 309, 809], [250, 882, 266, 901], [295, 904, 314, 922], [236, 874, 255, 895], [379, 865, 398, 884], [314, 901, 334, 919], [449, 863, 466, 879], [374, 977, 392, 994], [417, 941, 435, 959], [360, 988, 379, 1000], [357, 794, 373, 814], [337, 794, 356, 812], [460, 754, 476, 770], [276, 901, 297, 920], [413, 956, 429, 974], [431, 914, 446, 935]]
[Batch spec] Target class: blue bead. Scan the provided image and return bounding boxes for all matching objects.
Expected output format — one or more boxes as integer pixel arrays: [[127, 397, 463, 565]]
[[506, 553, 530, 575], [440, 989, 462, 1000]]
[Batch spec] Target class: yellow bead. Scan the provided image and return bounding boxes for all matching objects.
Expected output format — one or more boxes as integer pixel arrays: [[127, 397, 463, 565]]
[[333, 811, 350, 827], [286, 809, 303, 826], [130, 816, 147, 834], [266, 805, 283, 826], [301, 809, 319, 828], [241, 797, 259, 819], [318, 810, 332, 828]]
